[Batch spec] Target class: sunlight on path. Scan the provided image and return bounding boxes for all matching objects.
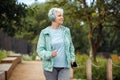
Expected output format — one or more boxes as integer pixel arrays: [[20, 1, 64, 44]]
[[9, 61, 45, 80]]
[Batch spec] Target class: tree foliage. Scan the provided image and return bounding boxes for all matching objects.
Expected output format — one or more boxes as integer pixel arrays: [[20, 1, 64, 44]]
[[43, 0, 120, 61], [0, 0, 27, 36]]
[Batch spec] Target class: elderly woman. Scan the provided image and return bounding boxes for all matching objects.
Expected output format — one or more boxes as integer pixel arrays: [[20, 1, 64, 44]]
[[37, 7, 75, 80]]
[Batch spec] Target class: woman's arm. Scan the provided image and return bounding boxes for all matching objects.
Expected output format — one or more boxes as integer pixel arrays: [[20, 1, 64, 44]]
[[36, 31, 52, 60]]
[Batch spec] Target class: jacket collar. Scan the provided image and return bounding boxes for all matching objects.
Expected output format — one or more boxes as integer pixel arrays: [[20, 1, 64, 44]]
[[43, 27, 50, 35], [43, 25, 67, 35]]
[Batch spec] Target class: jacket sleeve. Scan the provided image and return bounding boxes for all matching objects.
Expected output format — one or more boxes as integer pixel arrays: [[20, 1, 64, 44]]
[[36, 30, 52, 60], [68, 29, 75, 62]]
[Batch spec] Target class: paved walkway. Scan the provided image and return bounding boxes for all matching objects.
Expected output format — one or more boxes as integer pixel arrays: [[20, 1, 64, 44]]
[[9, 61, 45, 80]]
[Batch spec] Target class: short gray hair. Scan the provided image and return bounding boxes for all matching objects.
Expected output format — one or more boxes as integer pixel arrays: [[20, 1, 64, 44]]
[[48, 8, 64, 21]]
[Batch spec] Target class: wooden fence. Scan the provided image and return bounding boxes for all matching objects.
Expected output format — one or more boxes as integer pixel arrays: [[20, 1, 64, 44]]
[[0, 30, 32, 54], [86, 58, 113, 80]]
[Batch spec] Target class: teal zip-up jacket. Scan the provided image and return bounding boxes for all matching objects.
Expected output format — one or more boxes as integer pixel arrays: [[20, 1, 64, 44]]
[[37, 25, 75, 72]]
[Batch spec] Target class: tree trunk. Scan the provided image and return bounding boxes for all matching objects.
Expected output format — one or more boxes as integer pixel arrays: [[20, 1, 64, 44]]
[[88, 33, 97, 62], [88, 24, 103, 62]]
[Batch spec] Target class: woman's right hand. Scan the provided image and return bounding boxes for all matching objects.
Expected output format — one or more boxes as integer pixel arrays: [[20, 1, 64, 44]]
[[52, 50, 57, 57]]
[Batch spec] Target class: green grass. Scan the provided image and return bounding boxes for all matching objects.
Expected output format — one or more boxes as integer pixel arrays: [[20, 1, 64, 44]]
[[0, 50, 10, 60], [0, 49, 37, 61], [0, 50, 37, 61]]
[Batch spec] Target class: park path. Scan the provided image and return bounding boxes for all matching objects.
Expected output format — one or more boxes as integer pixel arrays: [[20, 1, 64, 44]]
[[9, 61, 45, 80]]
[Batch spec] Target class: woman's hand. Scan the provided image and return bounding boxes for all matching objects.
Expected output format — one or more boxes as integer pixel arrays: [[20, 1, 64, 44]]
[[52, 50, 57, 57]]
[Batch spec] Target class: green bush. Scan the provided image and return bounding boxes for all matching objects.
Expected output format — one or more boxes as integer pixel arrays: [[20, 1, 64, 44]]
[[74, 54, 107, 80], [74, 54, 120, 80], [31, 51, 37, 60], [22, 52, 37, 61], [112, 62, 120, 80], [22, 54, 33, 61], [92, 56, 106, 80], [74, 54, 88, 79], [0, 50, 10, 60]]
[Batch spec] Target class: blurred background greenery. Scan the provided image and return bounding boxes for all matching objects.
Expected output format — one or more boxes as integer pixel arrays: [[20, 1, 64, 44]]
[[0, 0, 120, 79], [1, 0, 120, 58]]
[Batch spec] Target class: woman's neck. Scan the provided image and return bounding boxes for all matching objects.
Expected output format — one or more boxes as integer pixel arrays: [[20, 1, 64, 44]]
[[50, 22, 60, 29]]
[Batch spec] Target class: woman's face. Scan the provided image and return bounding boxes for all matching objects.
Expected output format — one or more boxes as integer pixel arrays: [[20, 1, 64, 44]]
[[54, 11, 64, 25]]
